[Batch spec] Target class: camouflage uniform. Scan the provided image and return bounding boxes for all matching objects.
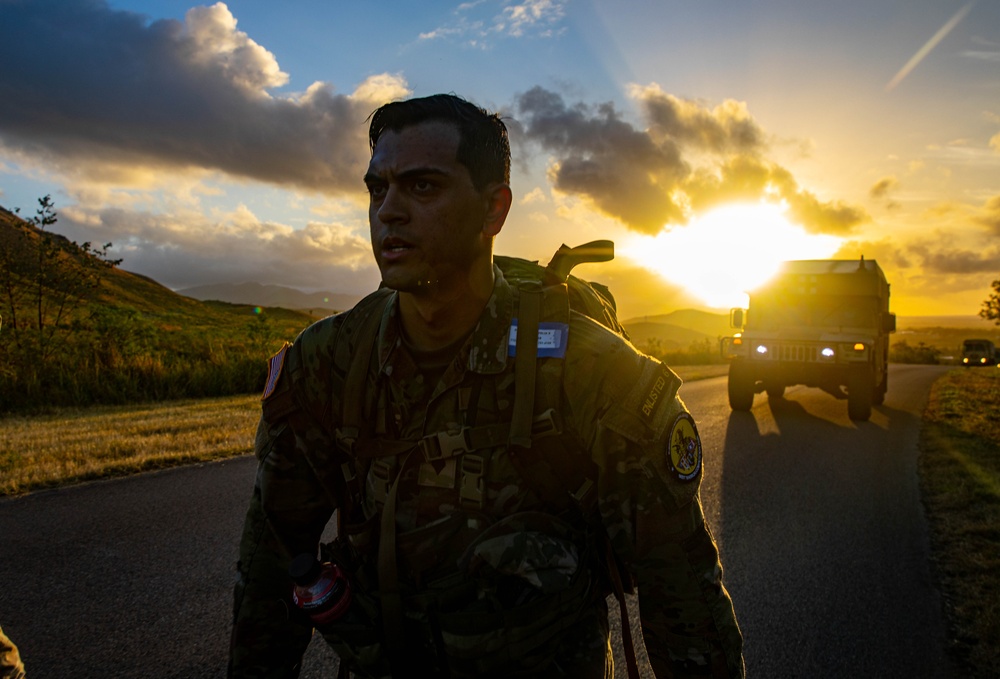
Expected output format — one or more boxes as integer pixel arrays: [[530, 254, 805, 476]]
[[0, 627, 25, 679], [230, 266, 744, 678]]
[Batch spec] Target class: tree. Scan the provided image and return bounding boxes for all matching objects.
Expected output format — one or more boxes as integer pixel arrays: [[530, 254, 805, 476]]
[[0, 195, 120, 387], [889, 340, 941, 365], [980, 278, 1000, 325]]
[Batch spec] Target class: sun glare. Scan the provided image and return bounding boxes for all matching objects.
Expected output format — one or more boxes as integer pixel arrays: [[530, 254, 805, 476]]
[[620, 202, 842, 309]]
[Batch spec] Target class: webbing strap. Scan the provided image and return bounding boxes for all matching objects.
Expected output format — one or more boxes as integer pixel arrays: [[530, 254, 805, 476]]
[[505, 283, 640, 678], [509, 284, 541, 448], [338, 289, 393, 445], [377, 451, 412, 665]]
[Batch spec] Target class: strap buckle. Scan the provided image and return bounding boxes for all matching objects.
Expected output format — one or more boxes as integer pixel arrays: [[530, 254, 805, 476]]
[[420, 428, 472, 462], [531, 408, 561, 437]]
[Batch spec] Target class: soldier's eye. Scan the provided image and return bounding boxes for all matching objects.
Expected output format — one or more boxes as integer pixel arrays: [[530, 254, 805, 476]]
[[367, 183, 386, 201]]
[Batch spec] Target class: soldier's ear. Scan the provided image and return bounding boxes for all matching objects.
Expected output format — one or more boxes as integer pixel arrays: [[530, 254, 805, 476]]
[[481, 183, 511, 238]]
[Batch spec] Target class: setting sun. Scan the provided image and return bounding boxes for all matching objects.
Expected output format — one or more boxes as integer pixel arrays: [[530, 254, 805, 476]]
[[620, 202, 843, 310]]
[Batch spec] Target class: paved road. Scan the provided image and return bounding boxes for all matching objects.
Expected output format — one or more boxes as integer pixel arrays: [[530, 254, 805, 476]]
[[683, 363, 958, 678], [0, 364, 959, 677]]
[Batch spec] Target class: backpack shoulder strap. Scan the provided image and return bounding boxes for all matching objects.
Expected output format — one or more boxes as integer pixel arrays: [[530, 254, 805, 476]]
[[334, 287, 394, 447], [506, 279, 641, 679]]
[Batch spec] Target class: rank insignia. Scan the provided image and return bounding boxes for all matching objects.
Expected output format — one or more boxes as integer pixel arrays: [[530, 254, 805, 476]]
[[666, 412, 702, 482], [262, 343, 289, 401]]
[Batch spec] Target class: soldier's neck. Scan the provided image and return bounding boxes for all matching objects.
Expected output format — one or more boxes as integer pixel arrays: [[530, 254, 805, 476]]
[[398, 270, 493, 353]]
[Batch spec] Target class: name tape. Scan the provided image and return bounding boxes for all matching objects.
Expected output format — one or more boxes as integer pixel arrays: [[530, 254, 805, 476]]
[[508, 320, 569, 358]]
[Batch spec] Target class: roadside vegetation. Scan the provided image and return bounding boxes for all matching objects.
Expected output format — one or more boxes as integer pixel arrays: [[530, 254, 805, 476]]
[[0, 394, 259, 496], [920, 367, 1000, 677], [0, 199, 312, 413]]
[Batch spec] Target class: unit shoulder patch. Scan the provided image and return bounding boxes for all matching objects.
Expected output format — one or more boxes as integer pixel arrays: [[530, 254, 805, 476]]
[[666, 412, 702, 482], [262, 343, 290, 401]]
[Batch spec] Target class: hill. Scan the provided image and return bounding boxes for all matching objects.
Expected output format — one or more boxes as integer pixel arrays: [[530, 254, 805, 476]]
[[0, 204, 317, 336], [0, 204, 322, 411], [178, 281, 360, 315], [622, 309, 731, 349]]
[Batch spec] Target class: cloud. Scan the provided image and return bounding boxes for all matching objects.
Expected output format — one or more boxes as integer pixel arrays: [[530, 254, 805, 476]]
[[0, 0, 408, 195], [513, 85, 868, 236], [961, 50, 1000, 62], [834, 238, 911, 269], [991, 132, 1000, 153], [975, 195, 1000, 233], [907, 241, 1000, 275], [501, 0, 567, 37], [54, 203, 380, 293], [419, 0, 567, 45], [834, 234, 1000, 309], [869, 176, 899, 200], [635, 86, 767, 154]]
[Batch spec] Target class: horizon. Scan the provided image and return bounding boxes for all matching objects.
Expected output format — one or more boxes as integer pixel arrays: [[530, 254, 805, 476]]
[[1, 1, 999, 319]]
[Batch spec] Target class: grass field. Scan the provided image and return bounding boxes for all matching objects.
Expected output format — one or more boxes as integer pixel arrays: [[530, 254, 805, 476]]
[[0, 394, 259, 496], [0, 364, 996, 676], [919, 367, 1000, 677]]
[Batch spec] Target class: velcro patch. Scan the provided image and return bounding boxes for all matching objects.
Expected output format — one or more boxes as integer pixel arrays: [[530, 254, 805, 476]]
[[262, 343, 289, 401], [666, 412, 702, 482]]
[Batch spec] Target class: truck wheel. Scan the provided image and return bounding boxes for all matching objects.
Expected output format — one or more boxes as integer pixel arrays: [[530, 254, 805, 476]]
[[847, 366, 874, 421], [728, 362, 755, 411], [873, 371, 888, 406], [765, 382, 785, 399]]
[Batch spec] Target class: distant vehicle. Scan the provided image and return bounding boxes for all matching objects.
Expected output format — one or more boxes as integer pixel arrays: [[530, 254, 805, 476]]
[[961, 339, 997, 367], [721, 257, 896, 421]]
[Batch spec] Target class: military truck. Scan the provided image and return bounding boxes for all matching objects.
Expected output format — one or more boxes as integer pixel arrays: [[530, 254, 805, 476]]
[[722, 258, 896, 421], [961, 339, 997, 367]]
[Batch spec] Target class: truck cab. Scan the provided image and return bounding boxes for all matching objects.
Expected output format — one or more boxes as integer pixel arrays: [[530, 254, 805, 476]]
[[722, 258, 896, 421], [961, 339, 997, 367]]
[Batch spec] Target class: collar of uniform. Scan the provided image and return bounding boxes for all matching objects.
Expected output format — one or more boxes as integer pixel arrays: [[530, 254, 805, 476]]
[[375, 289, 405, 377], [373, 265, 513, 378], [465, 264, 514, 375]]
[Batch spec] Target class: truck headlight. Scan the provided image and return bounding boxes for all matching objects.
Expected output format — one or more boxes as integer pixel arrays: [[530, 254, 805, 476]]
[[821, 347, 835, 358], [756, 344, 768, 355]]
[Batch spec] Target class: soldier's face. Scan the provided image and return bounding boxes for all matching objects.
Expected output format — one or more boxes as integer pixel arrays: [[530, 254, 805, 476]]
[[365, 121, 494, 296]]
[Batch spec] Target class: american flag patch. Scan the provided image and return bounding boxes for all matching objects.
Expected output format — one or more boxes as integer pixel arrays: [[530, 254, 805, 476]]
[[262, 343, 289, 401]]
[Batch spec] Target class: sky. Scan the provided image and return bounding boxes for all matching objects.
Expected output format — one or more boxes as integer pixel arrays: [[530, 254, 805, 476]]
[[1, 0, 999, 319]]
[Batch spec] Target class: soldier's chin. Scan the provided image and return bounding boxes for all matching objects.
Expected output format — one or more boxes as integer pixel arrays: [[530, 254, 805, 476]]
[[379, 276, 435, 293]]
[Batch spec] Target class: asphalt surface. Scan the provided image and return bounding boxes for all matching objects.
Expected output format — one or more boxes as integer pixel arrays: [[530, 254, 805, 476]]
[[0, 364, 960, 678]]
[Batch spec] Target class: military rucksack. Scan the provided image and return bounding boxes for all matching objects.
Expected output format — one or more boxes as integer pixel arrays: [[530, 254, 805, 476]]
[[495, 239, 629, 341], [321, 241, 642, 678]]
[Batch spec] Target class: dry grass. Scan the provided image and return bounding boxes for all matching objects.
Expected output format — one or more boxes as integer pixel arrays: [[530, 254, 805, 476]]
[[920, 367, 1000, 678], [0, 394, 259, 496], [0, 366, 727, 498]]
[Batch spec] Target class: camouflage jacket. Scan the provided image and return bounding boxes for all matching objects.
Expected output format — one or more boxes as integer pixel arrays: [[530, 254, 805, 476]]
[[0, 627, 25, 679], [230, 266, 744, 678]]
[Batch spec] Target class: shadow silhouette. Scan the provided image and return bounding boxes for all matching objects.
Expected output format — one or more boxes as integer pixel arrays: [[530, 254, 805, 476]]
[[713, 390, 954, 678]]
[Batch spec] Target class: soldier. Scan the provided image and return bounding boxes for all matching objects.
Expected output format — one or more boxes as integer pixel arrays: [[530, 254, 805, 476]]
[[229, 93, 744, 678], [0, 627, 26, 679]]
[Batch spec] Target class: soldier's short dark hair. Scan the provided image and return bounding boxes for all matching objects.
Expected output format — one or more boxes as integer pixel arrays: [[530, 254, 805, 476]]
[[368, 93, 510, 191]]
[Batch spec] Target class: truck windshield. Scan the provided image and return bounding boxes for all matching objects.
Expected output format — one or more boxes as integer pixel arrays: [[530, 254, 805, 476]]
[[752, 294, 878, 329]]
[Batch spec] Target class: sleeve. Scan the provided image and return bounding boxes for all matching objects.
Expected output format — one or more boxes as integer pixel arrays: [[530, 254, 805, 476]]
[[0, 626, 26, 679], [229, 348, 338, 678], [581, 347, 745, 678]]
